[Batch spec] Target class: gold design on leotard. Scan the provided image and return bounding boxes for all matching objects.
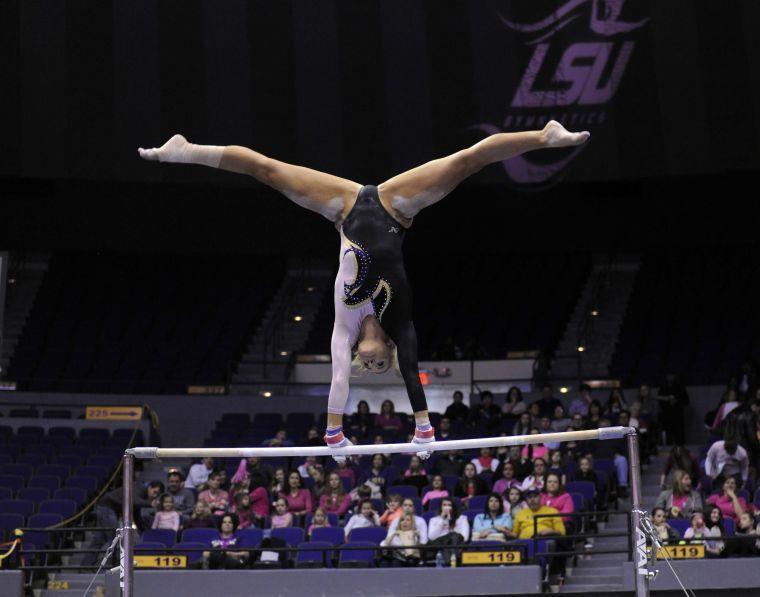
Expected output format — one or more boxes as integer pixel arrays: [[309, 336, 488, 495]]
[[340, 234, 393, 320]]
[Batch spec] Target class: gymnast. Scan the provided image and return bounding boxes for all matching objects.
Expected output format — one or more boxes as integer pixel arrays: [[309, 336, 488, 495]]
[[139, 121, 589, 460]]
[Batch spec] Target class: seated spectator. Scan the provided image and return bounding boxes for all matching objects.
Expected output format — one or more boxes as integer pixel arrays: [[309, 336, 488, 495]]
[[704, 505, 726, 553], [550, 405, 571, 432], [512, 489, 565, 539], [297, 456, 318, 479], [471, 447, 498, 474], [650, 507, 679, 544], [660, 445, 702, 490], [184, 499, 216, 530], [268, 468, 286, 501], [502, 386, 527, 418], [105, 479, 163, 532], [387, 498, 428, 544], [202, 513, 249, 569], [705, 440, 749, 486], [197, 471, 229, 517], [261, 428, 293, 447], [547, 450, 567, 484], [349, 400, 374, 438], [230, 491, 258, 530], [520, 457, 547, 492], [359, 454, 391, 498], [572, 457, 601, 509], [319, 472, 351, 516], [512, 412, 533, 437], [454, 463, 489, 506], [655, 469, 703, 519], [444, 390, 470, 424], [684, 511, 723, 557], [436, 450, 465, 477], [344, 499, 381, 538], [231, 456, 272, 488], [379, 493, 404, 527], [541, 473, 574, 524], [472, 493, 513, 542], [334, 459, 356, 488], [505, 487, 527, 517], [270, 498, 293, 529], [403, 455, 429, 493], [706, 476, 750, 522], [569, 384, 593, 417], [469, 391, 501, 431], [381, 512, 422, 566], [605, 388, 628, 418], [437, 417, 454, 440], [185, 457, 215, 490], [427, 498, 469, 563], [307, 507, 331, 538], [521, 431, 549, 460], [152, 494, 180, 531], [422, 474, 449, 507], [585, 400, 604, 429], [502, 445, 531, 480], [732, 512, 760, 556], [166, 469, 195, 518], [538, 417, 560, 450], [305, 427, 323, 446], [309, 465, 327, 501], [711, 389, 742, 432], [279, 470, 313, 517], [534, 383, 564, 418], [247, 473, 270, 522], [492, 461, 521, 495], [375, 400, 404, 432]]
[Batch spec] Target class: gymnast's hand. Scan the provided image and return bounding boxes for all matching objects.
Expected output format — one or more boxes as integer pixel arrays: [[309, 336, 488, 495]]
[[541, 120, 590, 148]]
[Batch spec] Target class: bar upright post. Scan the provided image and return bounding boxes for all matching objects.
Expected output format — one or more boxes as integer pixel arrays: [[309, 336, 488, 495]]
[[627, 431, 649, 597], [122, 453, 135, 597]]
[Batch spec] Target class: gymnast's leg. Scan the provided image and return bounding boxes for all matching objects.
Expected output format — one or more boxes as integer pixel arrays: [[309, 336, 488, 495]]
[[378, 121, 589, 220]]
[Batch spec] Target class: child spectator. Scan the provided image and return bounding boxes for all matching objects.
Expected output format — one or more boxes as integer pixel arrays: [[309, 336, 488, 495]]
[[547, 450, 567, 485], [650, 507, 679, 544], [231, 491, 257, 530], [197, 471, 229, 517], [152, 494, 180, 532], [705, 505, 726, 554], [505, 487, 527, 517], [269, 468, 286, 501], [184, 499, 216, 530], [471, 447, 498, 474], [492, 461, 521, 495], [422, 475, 449, 507], [270, 498, 293, 529], [344, 500, 381, 538], [732, 512, 760, 556], [279, 470, 313, 517], [319, 472, 351, 516], [379, 494, 404, 527], [334, 460, 356, 490], [683, 511, 723, 557], [307, 508, 331, 538]]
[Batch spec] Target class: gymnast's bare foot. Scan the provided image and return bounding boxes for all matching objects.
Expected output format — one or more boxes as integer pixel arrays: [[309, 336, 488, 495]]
[[542, 120, 590, 148]]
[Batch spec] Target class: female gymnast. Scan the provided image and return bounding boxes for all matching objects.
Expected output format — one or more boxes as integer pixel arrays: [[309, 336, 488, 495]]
[[139, 121, 589, 460]]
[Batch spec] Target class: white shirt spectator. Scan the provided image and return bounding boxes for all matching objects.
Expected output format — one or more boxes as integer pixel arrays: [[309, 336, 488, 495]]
[[428, 514, 470, 542], [185, 463, 213, 489], [343, 512, 381, 538], [388, 515, 428, 544], [705, 441, 749, 481], [470, 457, 499, 474]]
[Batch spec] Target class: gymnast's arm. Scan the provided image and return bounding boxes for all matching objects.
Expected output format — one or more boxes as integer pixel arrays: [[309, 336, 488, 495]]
[[326, 320, 354, 418]]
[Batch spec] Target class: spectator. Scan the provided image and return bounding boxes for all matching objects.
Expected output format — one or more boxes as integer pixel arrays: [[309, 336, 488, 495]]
[[270, 498, 293, 529], [375, 400, 404, 433], [102, 479, 163, 533], [539, 416, 560, 450], [422, 474, 450, 506], [404, 455, 429, 489], [705, 440, 749, 485], [247, 473, 270, 523], [502, 445, 531, 480], [657, 373, 690, 445], [471, 447, 498, 474], [472, 493, 513, 542], [660, 446, 702, 490], [152, 494, 180, 531], [185, 457, 215, 490], [650, 507, 680, 544], [706, 476, 750, 522], [547, 450, 566, 482], [732, 512, 760, 556], [444, 390, 470, 423], [502, 386, 527, 418], [279, 470, 313, 517], [569, 384, 593, 417], [513, 412, 533, 436], [572, 457, 601, 509], [655, 469, 703, 519], [379, 493, 404, 527], [307, 507, 331, 538], [349, 400, 374, 438], [454, 463, 489, 505], [492, 461, 521, 495], [382, 512, 422, 566], [334, 460, 357, 491], [521, 430, 549, 461], [309, 465, 327, 501], [184, 499, 216, 530], [319, 472, 351, 516], [703, 506, 726, 555], [711, 389, 742, 432], [305, 427, 323, 446], [469, 391, 502, 431], [541, 473, 574, 524], [427, 498, 469, 563], [387, 498, 428, 544], [436, 450, 465, 477], [231, 456, 272, 488], [569, 412, 585, 431], [684, 511, 723, 557], [520, 458, 547, 492], [359, 454, 391, 498], [344, 500, 381, 538], [166, 470, 195, 517], [197, 471, 229, 517], [230, 492, 257, 530], [550, 405, 571, 432], [202, 513, 249, 569], [604, 388, 628, 418], [505, 487, 527, 517], [512, 488, 565, 539], [585, 400, 603, 428], [261, 428, 293, 447], [438, 417, 454, 440], [534, 383, 563, 419], [297, 456, 318, 479], [269, 468, 286, 500], [636, 384, 660, 421]]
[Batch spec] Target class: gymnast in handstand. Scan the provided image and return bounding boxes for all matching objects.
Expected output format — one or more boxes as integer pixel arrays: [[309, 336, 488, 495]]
[[139, 121, 589, 460]]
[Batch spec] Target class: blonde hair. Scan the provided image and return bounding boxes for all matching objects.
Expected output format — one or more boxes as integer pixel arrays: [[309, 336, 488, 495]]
[[351, 342, 400, 375]]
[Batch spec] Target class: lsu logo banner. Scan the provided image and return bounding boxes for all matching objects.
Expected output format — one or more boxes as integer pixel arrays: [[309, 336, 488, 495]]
[[471, 0, 649, 188]]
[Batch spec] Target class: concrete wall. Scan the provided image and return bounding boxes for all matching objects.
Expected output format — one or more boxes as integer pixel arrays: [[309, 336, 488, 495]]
[[623, 558, 760, 592]]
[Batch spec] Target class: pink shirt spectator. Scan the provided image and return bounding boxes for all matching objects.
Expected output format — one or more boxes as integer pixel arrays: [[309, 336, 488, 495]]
[[197, 489, 229, 516], [422, 489, 449, 506], [522, 445, 548, 460], [319, 493, 352, 516], [250, 487, 270, 519], [279, 489, 314, 514], [335, 467, 356, 489], [152, 511, 180, 531], [706, 493, 750, 522], [492, 478, 522, 495], [541, 492, 575, 523], [271, 512, 293, 528], [374, 414, 403, 430]]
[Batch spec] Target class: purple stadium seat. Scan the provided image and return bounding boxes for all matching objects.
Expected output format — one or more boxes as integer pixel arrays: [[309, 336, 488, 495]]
[[16, 454, 46, 469], [0, 513, 24, 539], [271, 527, 305, 547], [422, 511, 437, 526], [173, 541, 206, 564], [466, 495, 488, 513], [390, 485, 419, 500], [181, 528, 218, 544], [0, 455, 11, 466], [666, 518, 689, 537], [0, 464, 34, 481], [0, 475, 24, 493], [76, 466, 109, 482], [0, 500, 35, 517], [304, 513, 339, 529], [296, 541, 333, 568], [0, 487, 12, 500], [53, 488, 86, 505], [16, 488, 49, 503], [723, 518, 735, 536], [65, 476, 98, 496], [566, 481, 595, 509], [310, 526, 344, 546], [25, 513, 63, 547], [17, 426, 44, 438], [39, 499, 77, 518], [348, 527, 386, 544], [27, 476, 61, 493], [79, 428, 110, 442], [48, 427, 76, 440], [36, 465, 70, 481], [338, 541, 376, 568], [464, 510, 479, 525], [235, 528, 263, 548], [87, 455, 117, 469], [135, 542, 168, 555], [141, 529, 177, 547], [57, 455, 83, 469]]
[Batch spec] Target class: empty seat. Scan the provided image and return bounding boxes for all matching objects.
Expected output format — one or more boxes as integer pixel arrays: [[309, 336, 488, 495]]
[[338, 541, 376, 568], [0, 499, 35, 517], [39, 499, 77, 518], [141, 529, 177, 548], [27, 476, 61, 493], [296, 541, 332, 568]]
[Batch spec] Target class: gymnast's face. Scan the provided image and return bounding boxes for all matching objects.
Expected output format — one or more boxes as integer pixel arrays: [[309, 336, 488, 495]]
[[357, 337, 392, 374]]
